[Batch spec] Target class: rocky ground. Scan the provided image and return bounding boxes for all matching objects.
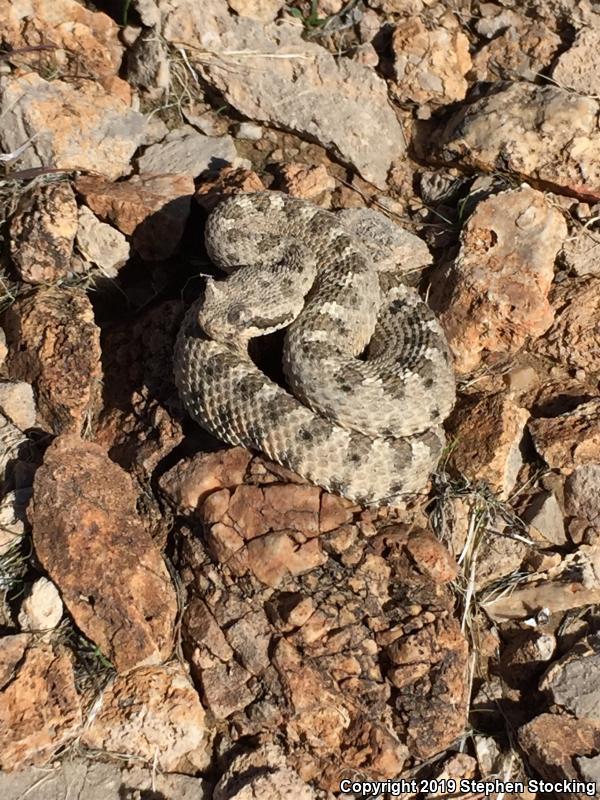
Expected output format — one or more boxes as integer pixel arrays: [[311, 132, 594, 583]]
[[1, 0, 600, 797]]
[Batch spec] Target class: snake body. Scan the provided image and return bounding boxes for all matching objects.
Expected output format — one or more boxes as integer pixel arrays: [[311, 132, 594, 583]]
[[175, 192, 455, 505]]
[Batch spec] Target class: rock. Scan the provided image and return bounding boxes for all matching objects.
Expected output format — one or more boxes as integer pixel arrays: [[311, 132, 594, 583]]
[[236, 121, 263, 140], [484, 545, 600, 621], [214, 744, 332, 800], [447, 393, 529, 497], [2, 288, 102, 436], [81, 662, 207, 770], [163, 5, 404, 187], [0, 73, 146, 181], [137, 126, 238, 177], [470, 19, 560, 82], [127, 32, 170, 94], [0, 0, 125, 93], [29, 435, 177, 672], [473, 528, 530, 590], [560, 229, 600, 276], [160, 447, 253, 511], [391, 18, 471, 105], [540, 278, 600, 375], [530, 400, 600, 472], [76, 173, 194, 260], [76, 207, 130, 277], [0, 759, 210, 800], [278, 164, 335, 203], [519, 713, 600, 786], [540, 634, 600, 721], [552, 28, 600, 96], [227, 0, 283, 21], [0, 638, 81, 771], [565, 465, 600, 542], [438, 185, 567, 373], [431, 83, 600, 202], [18, 577, 63, 632], [0, 381, 36, 431], [195, 166, 266, 211], [523, 491, 567, 546], [9, 181, 78, 285], [404, 531, 458, 583]]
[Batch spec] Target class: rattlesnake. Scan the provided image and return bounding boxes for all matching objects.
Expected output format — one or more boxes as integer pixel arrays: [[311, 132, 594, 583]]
[[174, 192, 456, 505]]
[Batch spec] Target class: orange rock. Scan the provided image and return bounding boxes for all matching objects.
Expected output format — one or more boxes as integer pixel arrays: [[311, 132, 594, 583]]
[[530, 399, 600, 472], [195, 167, 266, 211], [30, 435, 177, 672], [2, 287, 102, 435]]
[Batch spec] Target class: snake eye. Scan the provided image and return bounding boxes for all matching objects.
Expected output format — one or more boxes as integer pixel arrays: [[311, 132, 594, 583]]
[[227, 304, 250, 326]]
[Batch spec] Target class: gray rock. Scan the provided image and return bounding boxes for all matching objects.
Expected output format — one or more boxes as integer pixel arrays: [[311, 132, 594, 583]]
[[160, 1, 403, 187], [236, 121, 263, 140], [0, 759, 210, 800], [540, 634, 600, 721], [76, 207, 130, 277], [0, 381, 36, 431], [137, 126, 238, 176], [523, 491, 566, 545]]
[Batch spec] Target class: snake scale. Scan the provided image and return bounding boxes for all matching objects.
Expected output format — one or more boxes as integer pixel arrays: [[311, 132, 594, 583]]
[[174, 192, 456, 506]]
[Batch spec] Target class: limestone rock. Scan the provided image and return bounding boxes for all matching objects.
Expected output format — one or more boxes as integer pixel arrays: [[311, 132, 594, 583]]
[[0, 73, 146, 181], [447, 393, 529, 496], [565, 465, 600, 541], [2, 288, 102, 436], [0, 639, 81, 771], [431, 83, 600, 202], [76, 207, 130, 278], [18, 577, 63, 632], [523, 491, 567, 546], [75, 173, 194, 260], [137, 127, 238, 177], [439, 186, 567, 373], [0, 0, 125, 93], [560, 229, 600, 276], [81, 663, 207, 770], [529, 400, 600, 472], [162, 4, 404, 187], [0, 759, 210, 800], [0, 381, 36, 431], [552, 27, 600, 96], [540, 277, 600, 375], [392, 18, 471, 105], [29, 435, 177, 672], [9, 182, 78, 285]]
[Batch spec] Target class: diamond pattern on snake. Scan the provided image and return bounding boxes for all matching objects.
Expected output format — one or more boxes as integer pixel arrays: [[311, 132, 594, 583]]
[[175, 192, 456, 506]]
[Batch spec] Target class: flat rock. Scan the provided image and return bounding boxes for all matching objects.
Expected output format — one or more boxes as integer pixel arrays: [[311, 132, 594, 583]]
[[9, 181, 78, 285], [529, 399, 600, 472], [523, 491, 567, 546], [0, 381, 36, 431], [552, 27, 600, 96], [75, 173, 194, 260], [438, 185, 566, 373], [0, 638, 81, 771], [391, 18, 471, 105], [76, 206, 130, 277], [447, 393, 529, 497], [0, 0, 125, 93], [29, 435, 177, 672], [227, 0, 283, 21], [194, 166, 266, 211], [540, 635, 600, 722], [519, 713, 600, 785], [2, 287, 102, 435], [431, 83, 600, 202], [278, 164, 335, 203], [539, 277, 600, 375], [565, 465, 600, 541], [560, 229, 600, 276], [0, 73, 146, 181], [137, 126, 237, 177], [81, 662, 207, 770], [0, 758, 210, 799], [162, 1, 404, 187]]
